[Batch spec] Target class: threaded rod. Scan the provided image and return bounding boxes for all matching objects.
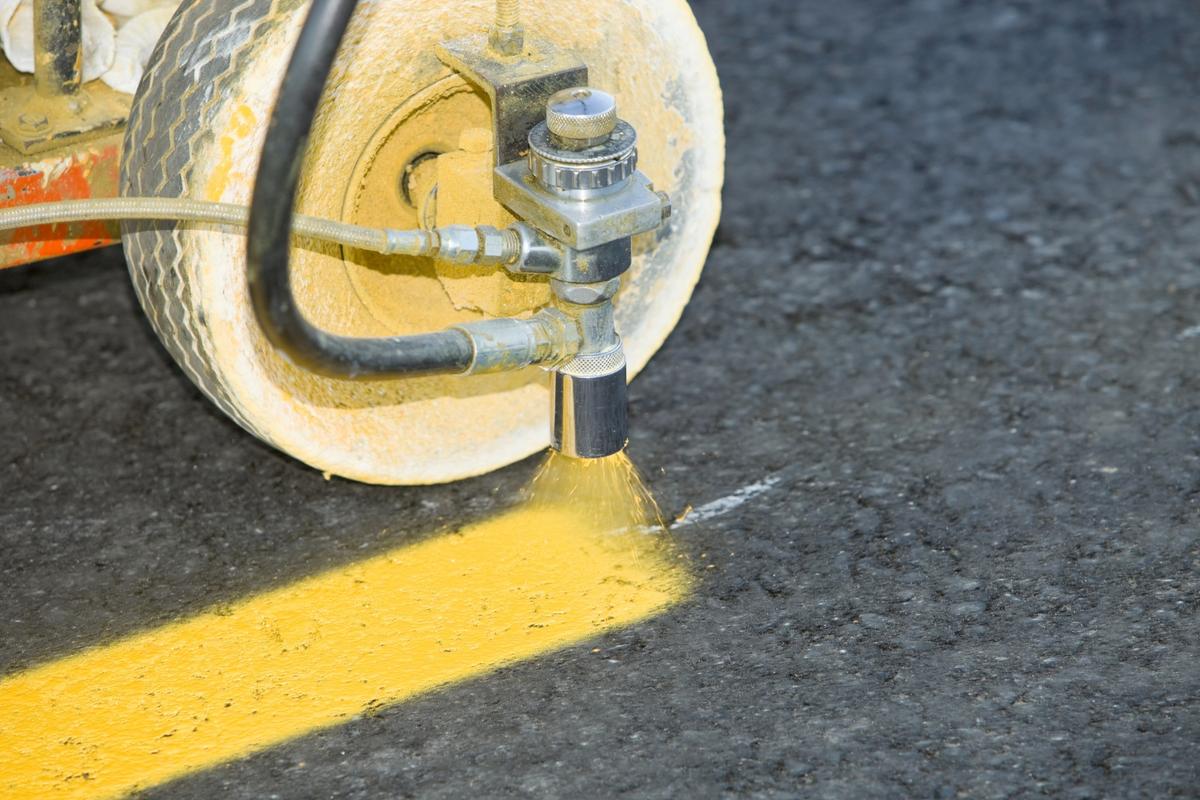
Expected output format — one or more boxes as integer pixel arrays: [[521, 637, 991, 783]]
[[489, 0, 523, 56], [495, 0, 519, 29]]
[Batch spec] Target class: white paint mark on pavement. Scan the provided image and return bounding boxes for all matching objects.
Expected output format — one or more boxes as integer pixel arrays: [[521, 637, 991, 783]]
[[1178, 324, 1200, 340], [674, 475, 784, 528]]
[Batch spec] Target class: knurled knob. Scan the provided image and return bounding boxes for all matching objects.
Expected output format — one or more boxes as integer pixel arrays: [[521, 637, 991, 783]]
[[546, 87, 618, 147]]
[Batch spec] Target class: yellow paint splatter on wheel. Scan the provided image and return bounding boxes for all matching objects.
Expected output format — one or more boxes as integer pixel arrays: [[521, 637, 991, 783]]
[[0, 491, 687, 799]]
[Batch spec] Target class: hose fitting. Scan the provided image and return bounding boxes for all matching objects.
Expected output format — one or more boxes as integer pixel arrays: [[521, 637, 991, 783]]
[[432, 224, 520, 265], [452, 311, 577, 375]]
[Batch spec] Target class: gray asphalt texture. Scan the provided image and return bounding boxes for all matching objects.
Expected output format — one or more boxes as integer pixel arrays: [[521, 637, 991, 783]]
[[3, 0, 1200, 797]]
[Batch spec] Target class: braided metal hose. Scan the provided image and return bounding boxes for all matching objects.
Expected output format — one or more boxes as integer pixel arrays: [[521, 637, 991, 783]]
[[0, 198, 525, 263], [0, 198, 430, 255]]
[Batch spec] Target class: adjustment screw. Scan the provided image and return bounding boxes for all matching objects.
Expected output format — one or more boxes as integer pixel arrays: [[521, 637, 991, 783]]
[[546, 87, 617, 150]]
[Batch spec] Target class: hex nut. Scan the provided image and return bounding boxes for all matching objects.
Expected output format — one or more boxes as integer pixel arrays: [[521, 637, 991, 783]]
[[531, 307, 581, 365], [488, 24, 524, 57], [435, 225, 481, 264], [551, 277, 621, 306], [477, 226, 514, 264]]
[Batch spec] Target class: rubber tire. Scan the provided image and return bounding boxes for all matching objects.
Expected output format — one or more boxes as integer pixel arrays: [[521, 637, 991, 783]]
[[122, 0, 301, 446], [121, 0, 723, 485]]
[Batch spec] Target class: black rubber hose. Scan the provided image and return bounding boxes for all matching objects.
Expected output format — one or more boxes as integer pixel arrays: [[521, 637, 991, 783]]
[[245, 0, 474, 379]]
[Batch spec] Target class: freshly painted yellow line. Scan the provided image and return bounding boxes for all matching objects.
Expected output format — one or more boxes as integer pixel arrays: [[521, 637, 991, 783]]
[[0, 506, 687, 799]]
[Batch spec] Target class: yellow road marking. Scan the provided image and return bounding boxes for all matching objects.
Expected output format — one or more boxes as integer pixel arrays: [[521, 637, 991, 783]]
[[0, 506, 687, 799]]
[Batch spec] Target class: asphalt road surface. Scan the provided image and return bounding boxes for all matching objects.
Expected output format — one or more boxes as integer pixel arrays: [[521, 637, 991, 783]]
[[3, 0, 1200, 797]]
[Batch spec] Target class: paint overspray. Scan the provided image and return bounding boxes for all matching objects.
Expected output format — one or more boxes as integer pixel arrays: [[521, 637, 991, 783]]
[[527, 449, 668, 534], [525, 449, 691, 622], [0, 453, 688, 800]]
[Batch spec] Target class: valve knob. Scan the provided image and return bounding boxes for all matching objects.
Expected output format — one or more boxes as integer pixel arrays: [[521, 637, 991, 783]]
[[546, 87, 617, 149], [529, 86, 637, 194]]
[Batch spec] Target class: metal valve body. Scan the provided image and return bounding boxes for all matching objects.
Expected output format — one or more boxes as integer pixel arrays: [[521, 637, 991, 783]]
[[242, 3, 675, 465], [523, 87, 638, 458], [437, 34, 671, 459]]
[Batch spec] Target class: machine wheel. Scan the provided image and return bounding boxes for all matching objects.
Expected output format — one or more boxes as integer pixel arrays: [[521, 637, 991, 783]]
[[121, 0, 724, 485]]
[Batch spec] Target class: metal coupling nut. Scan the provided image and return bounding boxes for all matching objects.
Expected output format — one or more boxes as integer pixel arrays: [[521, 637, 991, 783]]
[[434, 225, 520, 265], [527, 120, 638, 194], [530, 307, 582, 366], [435, 225, 481, 264], [551, 277, 621, 306], [477, 225, 520, 264], [557, 343, 626, 378], [551, 343, 629, 459]]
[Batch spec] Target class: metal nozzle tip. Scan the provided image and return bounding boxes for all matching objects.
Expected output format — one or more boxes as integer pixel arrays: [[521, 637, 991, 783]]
[[550, 351, 628, 459]]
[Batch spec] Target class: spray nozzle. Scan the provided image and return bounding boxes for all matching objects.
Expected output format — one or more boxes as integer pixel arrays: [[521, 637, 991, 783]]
[[430, 29, 675, 460], [550, 347, 628, 459]]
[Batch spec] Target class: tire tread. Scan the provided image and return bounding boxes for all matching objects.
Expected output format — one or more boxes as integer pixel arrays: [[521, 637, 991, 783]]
[[122, 0, 299, 442]]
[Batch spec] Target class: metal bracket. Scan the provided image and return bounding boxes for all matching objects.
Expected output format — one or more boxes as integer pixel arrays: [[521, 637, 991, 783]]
[[435, 34, 587, 169], [0, 85, 128, 155], [0, 0, 128, 155], [495, 164, 663, 251]]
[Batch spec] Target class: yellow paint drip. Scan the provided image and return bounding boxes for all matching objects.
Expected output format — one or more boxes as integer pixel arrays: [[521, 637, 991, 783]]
[[0, 491, 687, 799], [204, 103, 257, 202]]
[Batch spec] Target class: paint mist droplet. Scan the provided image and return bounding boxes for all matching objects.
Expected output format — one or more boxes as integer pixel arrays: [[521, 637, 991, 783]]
[[526, 450, 666, 535]]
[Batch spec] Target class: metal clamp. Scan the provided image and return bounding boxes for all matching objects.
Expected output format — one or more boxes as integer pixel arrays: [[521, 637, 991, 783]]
[[436, 36, 587, 170]]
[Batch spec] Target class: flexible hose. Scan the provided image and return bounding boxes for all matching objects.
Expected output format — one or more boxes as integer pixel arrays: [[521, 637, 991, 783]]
[[0, 198, 432, 256], [245, 0, 476, 379]]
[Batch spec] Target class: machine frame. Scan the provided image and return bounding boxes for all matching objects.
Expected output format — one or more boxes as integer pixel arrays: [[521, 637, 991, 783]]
[[0, 0, 127, 270]]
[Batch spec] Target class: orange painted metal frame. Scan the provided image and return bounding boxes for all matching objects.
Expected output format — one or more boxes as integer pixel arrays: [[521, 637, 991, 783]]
[[0, 133, 122, 269]]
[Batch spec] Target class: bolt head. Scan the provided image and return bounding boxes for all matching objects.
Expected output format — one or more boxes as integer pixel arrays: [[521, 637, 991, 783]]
[[18, 113, 48, 132], [546, 87, 617, 148]]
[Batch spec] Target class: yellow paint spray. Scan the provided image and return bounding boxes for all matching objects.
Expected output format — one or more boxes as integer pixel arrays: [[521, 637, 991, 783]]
[[527, 450, 667, 534], [0, 457, 687, 799]]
